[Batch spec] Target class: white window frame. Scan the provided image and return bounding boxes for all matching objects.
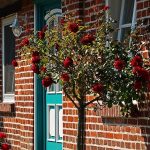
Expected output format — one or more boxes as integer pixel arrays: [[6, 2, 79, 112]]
[[105, 0, 137, 41], [2, 15, 16, 103]]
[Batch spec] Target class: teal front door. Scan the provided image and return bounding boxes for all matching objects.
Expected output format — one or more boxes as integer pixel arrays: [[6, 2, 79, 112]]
[[36, 0, 62, 150], [46, 84, 62, 149]]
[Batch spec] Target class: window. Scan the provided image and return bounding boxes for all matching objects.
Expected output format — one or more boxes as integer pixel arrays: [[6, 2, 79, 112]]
[[2, 16, 16, 103], [45, 9, 62, 93], [106, 0, 136, 41], [45, 9, 62, 29]]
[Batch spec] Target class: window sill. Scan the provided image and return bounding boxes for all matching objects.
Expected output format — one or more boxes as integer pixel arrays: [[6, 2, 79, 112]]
[[0, 102, 15, 112]]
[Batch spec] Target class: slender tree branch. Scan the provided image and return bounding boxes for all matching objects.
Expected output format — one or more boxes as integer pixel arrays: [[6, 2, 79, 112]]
[[84, 95, 102, 107], [63, 87, 79, 109], [72, 83, 81, 101], [70, 72, 81, 102]]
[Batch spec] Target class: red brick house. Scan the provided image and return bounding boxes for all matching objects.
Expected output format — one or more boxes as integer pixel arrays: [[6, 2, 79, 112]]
[[0, 0, 149, 149]]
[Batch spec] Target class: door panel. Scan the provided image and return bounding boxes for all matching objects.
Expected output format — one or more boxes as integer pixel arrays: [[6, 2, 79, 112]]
[[46, 102, 62, 149], [36, 0, 62, 150]]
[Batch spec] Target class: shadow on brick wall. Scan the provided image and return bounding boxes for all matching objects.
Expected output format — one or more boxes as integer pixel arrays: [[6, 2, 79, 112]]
[[101, 116, 150, 149]]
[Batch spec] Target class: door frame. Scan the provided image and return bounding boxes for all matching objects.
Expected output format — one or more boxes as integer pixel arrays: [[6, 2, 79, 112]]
[[34, 1, 62, 150], [34, 3, 46, 150]]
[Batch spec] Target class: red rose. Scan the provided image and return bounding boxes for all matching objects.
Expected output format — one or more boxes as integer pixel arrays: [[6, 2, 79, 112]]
[[42, 76, 53, 87], [25, 28, 31, 34], [92, 83, 104, 93], [114, 59, 125, 71], [141, 69, 149, 81], [1, 143, 9, 150], [133, 80, 142, 90], [32, 51, 40, 63], [31, 64, 40, 74], [103, 5, 110, 11], [32, 51, 39, 57], [40, 66, 46, 72], [12, 59, 18, 67], [61, 73, 70, 82], [133, 67, 149, 81], [63, 57, 73, 68], [130, 55, 142, 67], [80, 34, 95, 45], [132, 66, 141, 75], [38, 31, 45, 39], [60, 18, 65, 25], [0, 132, 6, 138], [32, 56, 40, 63], [21, 38, 29, 46], [68, 22, 79, 33]]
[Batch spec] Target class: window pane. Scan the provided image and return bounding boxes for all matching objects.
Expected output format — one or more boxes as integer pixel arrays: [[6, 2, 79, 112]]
[[108, 0, 122, 39], [4, 25, 15, 94], [49, 19, 55, 28], [122, 0, 134, 24], [121, 27, 131, 41], [48, 105, 55, 140], [58, 83, 62, 92], [48, 84, 55, 92]]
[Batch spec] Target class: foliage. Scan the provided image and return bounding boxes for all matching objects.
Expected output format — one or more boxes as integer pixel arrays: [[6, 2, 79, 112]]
[[20, 7, 149, 116], [0, 132, 10, 150]]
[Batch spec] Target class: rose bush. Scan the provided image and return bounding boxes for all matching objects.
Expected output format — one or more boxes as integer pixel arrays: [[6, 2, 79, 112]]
[[20, 6, 149, 150], [0, 132, 10, 150]]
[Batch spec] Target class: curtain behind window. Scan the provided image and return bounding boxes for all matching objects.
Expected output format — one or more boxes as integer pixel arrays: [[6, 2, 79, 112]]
[[4, 25, 15, 94]]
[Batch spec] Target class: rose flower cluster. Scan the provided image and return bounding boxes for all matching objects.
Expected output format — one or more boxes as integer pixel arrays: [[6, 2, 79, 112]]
[[0, 132, 10, 150], [130, 55, 149, 90], [19, 6, 149, 116]]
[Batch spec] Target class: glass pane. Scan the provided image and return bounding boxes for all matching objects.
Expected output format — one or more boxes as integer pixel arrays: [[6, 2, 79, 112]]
[[108, 0, 122, 39], [48, 84, 55, 92], [4, 25, 15, 94], [58, 83, 62, 92], [49, 106, 55, 140], [109, 0, 122, 21], [122, 0, 134, 24], [49, 19, 55, 28], [121, 27, 131, 41]]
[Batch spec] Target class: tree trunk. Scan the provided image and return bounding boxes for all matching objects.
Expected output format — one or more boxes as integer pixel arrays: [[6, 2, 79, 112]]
[[77, 106, 86, 150]]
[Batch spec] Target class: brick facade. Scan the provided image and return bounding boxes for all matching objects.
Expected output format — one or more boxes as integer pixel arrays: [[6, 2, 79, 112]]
[[0, 0, 34, 149], [0, 0, 149, 150]]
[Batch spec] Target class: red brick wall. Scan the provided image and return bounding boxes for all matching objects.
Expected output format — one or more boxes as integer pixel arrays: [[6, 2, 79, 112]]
[[0, 0, 34, 149], [62, 0, 150, 149]]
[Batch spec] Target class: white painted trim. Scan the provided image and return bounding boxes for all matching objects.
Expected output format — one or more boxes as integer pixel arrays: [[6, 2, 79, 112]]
[[131, 0, 137, 30], [2, 15, 16, 103], [55, 104, 63, 143]]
